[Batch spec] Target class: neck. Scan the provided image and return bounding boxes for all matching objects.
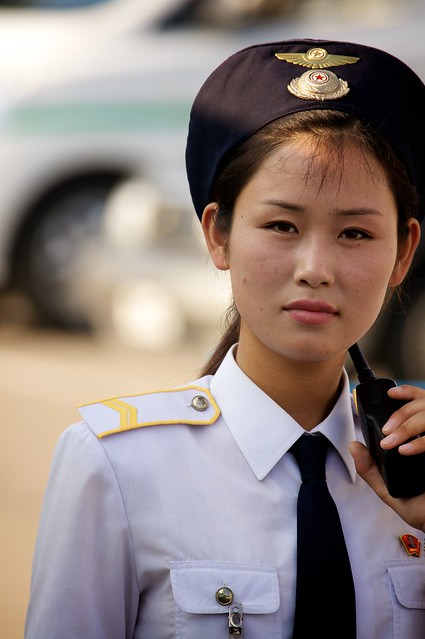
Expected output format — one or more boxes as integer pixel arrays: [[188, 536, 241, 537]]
[[235, 337, 346, 431]]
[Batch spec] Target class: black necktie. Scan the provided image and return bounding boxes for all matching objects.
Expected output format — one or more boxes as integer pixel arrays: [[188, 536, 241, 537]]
[[290, 434, 356, 638]]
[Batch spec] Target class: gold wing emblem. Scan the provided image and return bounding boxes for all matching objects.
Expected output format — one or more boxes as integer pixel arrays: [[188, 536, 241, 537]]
[[275, 48, 360, 69]]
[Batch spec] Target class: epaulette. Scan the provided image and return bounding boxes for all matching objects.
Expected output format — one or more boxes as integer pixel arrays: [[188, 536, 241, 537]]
[[78, 384, 220, 439]]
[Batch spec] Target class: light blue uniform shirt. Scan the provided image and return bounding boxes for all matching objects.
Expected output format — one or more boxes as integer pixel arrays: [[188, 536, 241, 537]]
[[25, 348, 425, 638]]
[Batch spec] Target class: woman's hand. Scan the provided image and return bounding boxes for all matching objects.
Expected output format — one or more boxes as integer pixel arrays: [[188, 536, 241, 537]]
[[350, 384, 425, 532], [350, 441, 425, 532], [380, 384, 425, 455]]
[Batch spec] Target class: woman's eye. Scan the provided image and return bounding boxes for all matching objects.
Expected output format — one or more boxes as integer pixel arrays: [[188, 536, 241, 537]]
[[340, 228, 371, 240], [267, 221, 297, 234]]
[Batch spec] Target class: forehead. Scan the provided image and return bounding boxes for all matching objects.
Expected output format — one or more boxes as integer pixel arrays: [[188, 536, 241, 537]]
[[256, 136, 390, 191]]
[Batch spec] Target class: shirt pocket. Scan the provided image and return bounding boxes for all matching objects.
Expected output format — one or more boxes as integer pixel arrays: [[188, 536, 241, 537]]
[[387, 560, 425, 639], [170, 560, 280, 639]]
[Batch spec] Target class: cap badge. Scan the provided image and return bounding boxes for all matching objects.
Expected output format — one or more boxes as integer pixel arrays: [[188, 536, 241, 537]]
[[275, 48, 359, 69], [275, 47, 360, 101]]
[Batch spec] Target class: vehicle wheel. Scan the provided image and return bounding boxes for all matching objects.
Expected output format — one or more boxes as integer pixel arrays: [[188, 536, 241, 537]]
[[107, 278, 187, 352], [17, 178, 119, 329]]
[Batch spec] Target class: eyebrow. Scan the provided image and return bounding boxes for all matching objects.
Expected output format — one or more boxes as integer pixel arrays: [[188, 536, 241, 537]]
[[336, 208, 384, 218], [262, 199, 384, 218], [262, 200, 304, 212]]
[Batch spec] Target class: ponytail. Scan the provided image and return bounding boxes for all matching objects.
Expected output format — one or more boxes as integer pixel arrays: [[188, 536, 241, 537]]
[[199, 304, 240, 376]]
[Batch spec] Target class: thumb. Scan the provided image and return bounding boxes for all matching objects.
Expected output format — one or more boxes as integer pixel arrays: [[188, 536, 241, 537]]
[[349, 441, 390, 502]]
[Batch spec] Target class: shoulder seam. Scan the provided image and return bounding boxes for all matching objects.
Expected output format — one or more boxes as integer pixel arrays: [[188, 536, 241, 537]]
[[85, 423, 142, 593]]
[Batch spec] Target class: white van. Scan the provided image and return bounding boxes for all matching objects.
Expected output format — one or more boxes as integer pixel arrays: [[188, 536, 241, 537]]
[[0, 0, 234, 326]]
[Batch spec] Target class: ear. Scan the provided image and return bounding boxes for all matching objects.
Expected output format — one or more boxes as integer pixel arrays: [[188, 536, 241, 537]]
[[201, 203, 230, 271], [389, 218, 421, 286]]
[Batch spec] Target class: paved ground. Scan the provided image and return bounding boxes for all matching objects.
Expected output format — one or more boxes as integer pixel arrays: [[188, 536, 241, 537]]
[[0, 295, 217, 639]]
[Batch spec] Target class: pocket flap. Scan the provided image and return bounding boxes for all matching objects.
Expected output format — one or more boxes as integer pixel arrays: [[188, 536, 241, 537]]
[[387, 560, 425, 609], [170, 561, 280, 614]]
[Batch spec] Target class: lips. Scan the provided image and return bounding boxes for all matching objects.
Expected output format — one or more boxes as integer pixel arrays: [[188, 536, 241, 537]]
[[284, 299, 338, 325]]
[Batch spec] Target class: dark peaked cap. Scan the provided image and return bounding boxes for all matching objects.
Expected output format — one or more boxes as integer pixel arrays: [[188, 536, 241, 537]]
[[186, 39, 425, 221]]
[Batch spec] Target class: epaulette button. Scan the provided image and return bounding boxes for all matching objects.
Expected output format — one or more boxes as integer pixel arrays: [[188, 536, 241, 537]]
[[191, 395, 209, 411]]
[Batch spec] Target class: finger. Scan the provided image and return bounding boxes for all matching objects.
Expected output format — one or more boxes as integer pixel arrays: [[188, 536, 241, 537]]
[[381, 413, 425, 450], [382, 397, 425, 434], [398, 433, 425, 455], [387, 384, 425, 401], [349, 441, 390, 502], [384, 386, 425, 432]]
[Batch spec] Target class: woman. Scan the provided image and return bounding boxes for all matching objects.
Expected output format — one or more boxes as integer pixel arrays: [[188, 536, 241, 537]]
[[26, 39, 425, 638]]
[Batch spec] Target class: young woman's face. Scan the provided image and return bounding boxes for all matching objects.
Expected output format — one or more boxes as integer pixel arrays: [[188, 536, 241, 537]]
[[203, 138, 419, 367]]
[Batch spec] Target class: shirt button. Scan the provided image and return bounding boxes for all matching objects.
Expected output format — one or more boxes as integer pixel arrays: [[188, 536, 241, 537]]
[[191, 395, 209, 411], [216, 587, 234, 606]]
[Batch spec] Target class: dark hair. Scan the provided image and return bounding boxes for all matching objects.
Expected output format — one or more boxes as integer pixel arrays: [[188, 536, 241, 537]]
[[199, 110, 420, 376]]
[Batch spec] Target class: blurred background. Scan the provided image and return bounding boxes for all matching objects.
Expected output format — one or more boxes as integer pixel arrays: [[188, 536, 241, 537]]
[[1, 1, 425, 637]]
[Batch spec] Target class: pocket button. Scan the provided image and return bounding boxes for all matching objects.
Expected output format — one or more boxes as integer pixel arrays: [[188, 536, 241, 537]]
[[216, 587, 234, 606]]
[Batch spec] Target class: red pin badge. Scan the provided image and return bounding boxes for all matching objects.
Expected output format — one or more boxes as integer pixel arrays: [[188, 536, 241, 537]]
[[400, 534, 421, 557]]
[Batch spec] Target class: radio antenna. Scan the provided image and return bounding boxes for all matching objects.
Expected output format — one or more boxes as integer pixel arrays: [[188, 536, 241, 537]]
[[348, 343, 377, 383]]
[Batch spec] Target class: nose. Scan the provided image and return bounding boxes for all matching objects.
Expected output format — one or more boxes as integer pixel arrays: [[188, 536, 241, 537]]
[[294, 238, 335, 288]]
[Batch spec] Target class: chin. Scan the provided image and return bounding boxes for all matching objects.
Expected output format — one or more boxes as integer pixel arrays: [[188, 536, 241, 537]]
[[271, 340, 347, 365]]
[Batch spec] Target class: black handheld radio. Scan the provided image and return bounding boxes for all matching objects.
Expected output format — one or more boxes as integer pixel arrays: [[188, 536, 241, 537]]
[[349, 343, 425, 498]]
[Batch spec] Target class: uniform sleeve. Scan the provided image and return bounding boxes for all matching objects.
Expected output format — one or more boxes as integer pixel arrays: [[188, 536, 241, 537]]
[[25, 421, 140, 639]]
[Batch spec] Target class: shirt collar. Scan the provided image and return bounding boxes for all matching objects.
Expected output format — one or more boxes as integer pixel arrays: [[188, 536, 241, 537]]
[[210, 347, 357, 483]]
